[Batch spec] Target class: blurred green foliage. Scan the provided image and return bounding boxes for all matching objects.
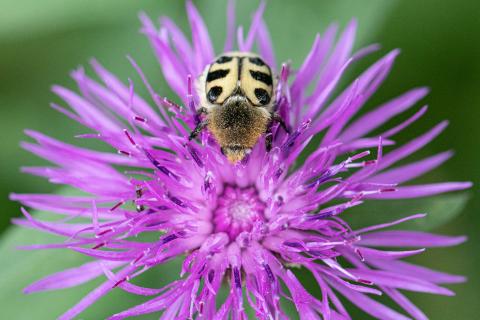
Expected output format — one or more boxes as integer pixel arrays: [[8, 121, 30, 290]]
[[0, 0, 478, 319]]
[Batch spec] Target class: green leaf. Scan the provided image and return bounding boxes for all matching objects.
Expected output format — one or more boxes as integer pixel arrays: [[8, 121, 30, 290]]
[[345, 193, 471, 231]]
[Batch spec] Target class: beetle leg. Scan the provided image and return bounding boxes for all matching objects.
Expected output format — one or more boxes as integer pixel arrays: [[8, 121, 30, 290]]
[[272, 112, 290, 134], [196, 107, 208, 115], [265, 121, 274, 152], [189, 119, 209, 141]]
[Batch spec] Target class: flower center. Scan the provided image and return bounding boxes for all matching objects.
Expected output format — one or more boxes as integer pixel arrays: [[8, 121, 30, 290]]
[[213, 185, 266, 240]]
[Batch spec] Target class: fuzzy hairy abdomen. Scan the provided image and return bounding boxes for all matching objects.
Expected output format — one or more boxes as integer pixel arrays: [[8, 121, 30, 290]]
[[208, 99, 270, 162]]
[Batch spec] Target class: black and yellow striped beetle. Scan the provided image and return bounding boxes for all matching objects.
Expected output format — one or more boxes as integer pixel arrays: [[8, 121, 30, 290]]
[[189, 52, 289, 163]]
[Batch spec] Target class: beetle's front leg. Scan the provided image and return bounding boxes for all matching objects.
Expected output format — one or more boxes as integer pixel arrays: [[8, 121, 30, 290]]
[[272, 112, 290, 134], [265, 127, 273, 152], [196, 107, 208, 116], [194, 107, 208, 124], [265, 111, 290, 152], [189, 119, 209, 141]]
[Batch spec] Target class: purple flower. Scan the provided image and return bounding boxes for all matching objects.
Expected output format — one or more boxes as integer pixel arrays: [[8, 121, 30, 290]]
[[11, 1, 471, 319]]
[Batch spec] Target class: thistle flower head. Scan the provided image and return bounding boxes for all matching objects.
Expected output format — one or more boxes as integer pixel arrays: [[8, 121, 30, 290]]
[[11, 1, 471, 319]]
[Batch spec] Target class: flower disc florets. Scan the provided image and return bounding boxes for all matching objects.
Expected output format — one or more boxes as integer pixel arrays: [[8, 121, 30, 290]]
[[213, 185, 266, 240]]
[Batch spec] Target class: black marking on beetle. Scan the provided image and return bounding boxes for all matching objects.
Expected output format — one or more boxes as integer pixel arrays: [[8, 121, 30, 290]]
[[248, 57, 266, 66], [206, 69, 230, 82], [254, 88, 271, 105], [237, 56, 243, 81], [207, 86, 223, 103], [216, 56, 233, 64], [249, 70, 272, 86]]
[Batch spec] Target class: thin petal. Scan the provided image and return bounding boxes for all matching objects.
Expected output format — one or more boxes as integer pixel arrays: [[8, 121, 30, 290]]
[[340, 87, 429, 141], [24, 261, 124, 294], [359, 247, 426, 260], [368, 151, 453, 184], [223, 0, 236, 52], [243, 1, 266, 51], [376, 121, 448, 171], [256, 19, 276, 68], [370, 259, 466, 284], [382, 287, 428, 320], [59, 264, 137, 320], [327, 277, 410, 320], [186, 0, 215, 72], [348, 269, 454, 295], [359, 230, 467, 247], [368, 182, 472, 199]]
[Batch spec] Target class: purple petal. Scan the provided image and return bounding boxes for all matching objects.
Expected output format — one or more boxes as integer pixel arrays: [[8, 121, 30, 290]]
[[186, 0, 215, 72], [348, 269, 455, 295], [340, 87, 429, 141], [24, 261, 124, 294], [53, 86, 121, 133], [318, 50, 400, 143], [368, 151, 453, 184], [223, 0, 236, 52], [370, 259, 466, 284], [291, 24, 337, 109], [311, 20, 357, 99], [359, 231, 467, 247], [243, 1, 266, 51], [59, 264, 137, 320], [368, 182, 472, 199], [139, 14, 188, 98], [356, 213, 426, 234], [380, 105, 428, 138], [256, 19, 276, 69], [160, 17, 194, 74], [327, 277, 410, 320], [382, 287, 428, 320], [377, 121, 448, 171], [359, 247, 426, 260]]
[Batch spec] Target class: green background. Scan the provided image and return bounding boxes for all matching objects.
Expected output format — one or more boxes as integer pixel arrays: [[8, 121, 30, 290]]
[[0, 0, 479, 319]]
